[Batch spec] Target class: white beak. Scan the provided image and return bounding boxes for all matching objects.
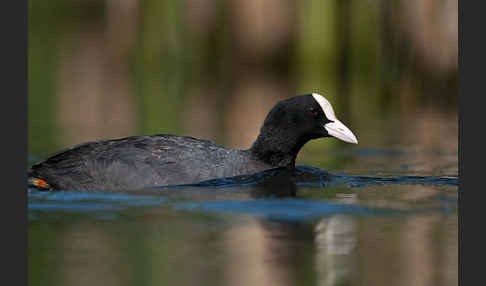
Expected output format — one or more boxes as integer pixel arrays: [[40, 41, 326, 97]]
[[324, 120, 358, 144]]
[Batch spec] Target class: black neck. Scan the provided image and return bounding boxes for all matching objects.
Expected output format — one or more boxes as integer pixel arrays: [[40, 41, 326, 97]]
[[249, 129, 309, 168]]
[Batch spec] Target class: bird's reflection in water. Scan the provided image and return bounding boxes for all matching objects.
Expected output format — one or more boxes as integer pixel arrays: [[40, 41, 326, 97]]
[[223, 215, 317, 286], [240, 172, 358, 286], [226, 215, 357, 286], [247, 167, 297, 198]]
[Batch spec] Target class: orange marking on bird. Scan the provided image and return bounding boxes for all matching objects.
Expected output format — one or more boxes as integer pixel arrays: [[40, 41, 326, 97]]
[[33, 178, 48, 189]]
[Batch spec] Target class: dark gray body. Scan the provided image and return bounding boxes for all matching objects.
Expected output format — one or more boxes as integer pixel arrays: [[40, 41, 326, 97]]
[[30, 135, 272, 191]]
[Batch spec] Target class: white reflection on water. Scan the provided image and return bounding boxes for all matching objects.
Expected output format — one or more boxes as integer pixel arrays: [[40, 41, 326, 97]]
[[315, 194, 357, 286]]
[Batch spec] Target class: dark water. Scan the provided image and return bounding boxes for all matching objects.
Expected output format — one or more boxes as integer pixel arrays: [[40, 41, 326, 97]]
[[28, 113, 458, 286]]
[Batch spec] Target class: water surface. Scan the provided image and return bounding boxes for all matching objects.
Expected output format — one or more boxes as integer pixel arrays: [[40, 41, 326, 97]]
[[28, 113, 458, 286]]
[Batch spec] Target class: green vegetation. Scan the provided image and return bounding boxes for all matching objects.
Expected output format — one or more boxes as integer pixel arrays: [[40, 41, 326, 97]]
[[29, 0, 457, 159]]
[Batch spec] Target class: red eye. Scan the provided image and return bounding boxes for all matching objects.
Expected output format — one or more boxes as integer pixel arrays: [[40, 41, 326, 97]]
[[308, 108, 318, 117]]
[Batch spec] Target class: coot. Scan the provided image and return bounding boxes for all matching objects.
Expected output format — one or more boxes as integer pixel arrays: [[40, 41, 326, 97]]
[[28, 93, 357, 191]]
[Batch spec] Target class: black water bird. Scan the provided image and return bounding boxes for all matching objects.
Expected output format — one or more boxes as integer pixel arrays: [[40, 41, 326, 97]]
[[28, 93, 358, 191]]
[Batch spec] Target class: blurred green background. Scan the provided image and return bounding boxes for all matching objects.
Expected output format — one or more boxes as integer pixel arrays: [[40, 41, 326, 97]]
[[28, 0, 457, 158], [28, 2, 458, 286]]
